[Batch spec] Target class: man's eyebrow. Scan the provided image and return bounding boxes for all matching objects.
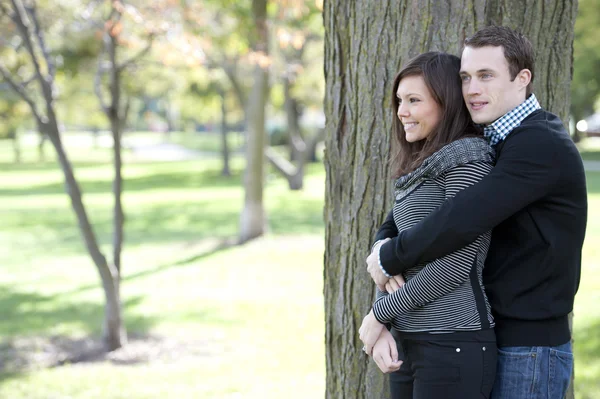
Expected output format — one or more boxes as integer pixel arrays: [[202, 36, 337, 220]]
[[460, 68, 495, 75]]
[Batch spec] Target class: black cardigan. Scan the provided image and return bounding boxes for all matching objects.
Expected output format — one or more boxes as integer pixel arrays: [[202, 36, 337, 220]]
[[376, 109, 588, 347]]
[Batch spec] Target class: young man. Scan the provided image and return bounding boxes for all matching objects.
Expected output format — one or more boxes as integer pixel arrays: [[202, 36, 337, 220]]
[[366, 26, 587, 398]]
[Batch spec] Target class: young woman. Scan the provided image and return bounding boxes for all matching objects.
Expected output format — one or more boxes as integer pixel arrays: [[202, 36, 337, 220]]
[[358, 52, 497, 398]]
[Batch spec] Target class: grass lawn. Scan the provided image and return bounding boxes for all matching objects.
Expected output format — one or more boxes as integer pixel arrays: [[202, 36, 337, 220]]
[[0, 136, 599, 398]]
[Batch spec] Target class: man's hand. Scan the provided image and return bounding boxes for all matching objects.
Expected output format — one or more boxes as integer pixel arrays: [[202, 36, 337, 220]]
[[372, 329, 402, 374], [359, 309, 386, 355], [367, 238, 391, 291], [385, 275, 406, 294]]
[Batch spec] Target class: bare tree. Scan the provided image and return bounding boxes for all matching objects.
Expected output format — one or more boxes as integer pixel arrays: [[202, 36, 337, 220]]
[[323, 1, 577, 398], [0, 0, 125, 351]]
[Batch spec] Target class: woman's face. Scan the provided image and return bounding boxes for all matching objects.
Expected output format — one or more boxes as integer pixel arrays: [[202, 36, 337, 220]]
[[396, 75, 442, 143]]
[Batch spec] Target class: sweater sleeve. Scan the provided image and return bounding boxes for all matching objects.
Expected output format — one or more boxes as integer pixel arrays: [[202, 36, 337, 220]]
[[372, 162, 492, 323], [374, 209, 398, 244], [378, 129, 559, 276]]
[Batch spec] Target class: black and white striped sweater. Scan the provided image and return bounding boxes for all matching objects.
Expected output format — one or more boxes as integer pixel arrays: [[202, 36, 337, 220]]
[[372, 137, 495, 333]]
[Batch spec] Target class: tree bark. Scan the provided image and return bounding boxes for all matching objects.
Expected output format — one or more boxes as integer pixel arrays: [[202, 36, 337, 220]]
[[239, 0, 269, 243], [323, 1, 577, 398]]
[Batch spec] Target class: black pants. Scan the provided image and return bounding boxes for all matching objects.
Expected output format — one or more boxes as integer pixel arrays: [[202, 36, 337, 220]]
[[389, 329, 497, 399]]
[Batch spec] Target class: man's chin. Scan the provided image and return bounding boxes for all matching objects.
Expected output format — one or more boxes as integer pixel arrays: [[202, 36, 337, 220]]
[[470, 114, 492, 125]]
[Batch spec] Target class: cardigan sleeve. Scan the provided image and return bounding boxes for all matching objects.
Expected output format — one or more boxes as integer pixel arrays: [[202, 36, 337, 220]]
[[372, 162, 492, 323], [373, 209, 398, 245], [377, 128, 560, 276]]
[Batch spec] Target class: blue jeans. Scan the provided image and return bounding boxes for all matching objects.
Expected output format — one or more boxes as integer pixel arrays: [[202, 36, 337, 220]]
[[490, 341, 573, 399]]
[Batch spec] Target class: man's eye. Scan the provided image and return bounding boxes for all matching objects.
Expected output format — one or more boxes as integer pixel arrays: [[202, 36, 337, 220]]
[[461, 76, 470, 82]]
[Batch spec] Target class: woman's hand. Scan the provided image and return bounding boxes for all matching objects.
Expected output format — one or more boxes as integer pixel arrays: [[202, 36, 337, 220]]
[[385, 275, 406, 294], [359, 309, 386, 355], [372, 329, 403, 373]]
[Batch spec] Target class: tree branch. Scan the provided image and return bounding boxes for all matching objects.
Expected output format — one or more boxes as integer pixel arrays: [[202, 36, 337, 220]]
[[119, 95, 131, 130], [95, 36, 110, 115], [10, 0, 53, 105], [265, 147, 297, 178], [27, 4, 55, 80], [0, 62, 43, 124], [222, 58, 248, 111], [118, 37, 153, 72]]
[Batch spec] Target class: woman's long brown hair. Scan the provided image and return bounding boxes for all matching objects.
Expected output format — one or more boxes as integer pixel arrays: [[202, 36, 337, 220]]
[[390, 52, 481, 178]]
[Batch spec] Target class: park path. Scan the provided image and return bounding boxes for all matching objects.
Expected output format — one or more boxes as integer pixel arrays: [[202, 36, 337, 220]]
[[127, 141, 209, 162]]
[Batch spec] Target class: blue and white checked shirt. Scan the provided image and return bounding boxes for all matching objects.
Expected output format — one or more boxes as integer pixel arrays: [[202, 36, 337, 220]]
[[483, 94, 541, 147]]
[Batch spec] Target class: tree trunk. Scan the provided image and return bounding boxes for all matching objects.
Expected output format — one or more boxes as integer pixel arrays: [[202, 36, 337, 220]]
[[323, 1, 577, 398], [108, 33, 124, 277], [284, 76, 303, 162], [239, 0, 269, 243], [220, 90, 231, 177], [3, 0, 126, 352], [11, 130, 21, 163], [46, 122, 124, 351], [38, 132, 47, 162]]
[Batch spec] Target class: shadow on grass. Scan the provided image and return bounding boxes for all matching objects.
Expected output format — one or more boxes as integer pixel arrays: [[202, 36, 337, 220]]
[[4, 187, 324, 259], [574, 317, 600, 398], [0, 288, 156, 339], [0, 331, 218, 384], [0, 166, 243, 197], [0, 284, 222, 383], [3, 200, 242, 259], [61, 238, 237, 297]]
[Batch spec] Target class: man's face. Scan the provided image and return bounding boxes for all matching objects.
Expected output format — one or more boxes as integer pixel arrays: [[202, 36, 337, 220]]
[[460, 46, 528, 125]]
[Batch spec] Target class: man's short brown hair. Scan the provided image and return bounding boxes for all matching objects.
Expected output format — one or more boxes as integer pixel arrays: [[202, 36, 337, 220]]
[[465, 26, 535, 97]]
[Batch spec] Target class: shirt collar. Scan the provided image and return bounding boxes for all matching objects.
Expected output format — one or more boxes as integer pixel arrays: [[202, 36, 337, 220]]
[[483, 94, 541, 146]]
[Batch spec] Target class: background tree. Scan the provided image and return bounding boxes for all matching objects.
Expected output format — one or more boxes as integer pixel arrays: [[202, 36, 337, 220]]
[[0, 87, 28, 162], [238, 0, 269, 243], [571, 0, 600, 139], [322, 1, 577, 398], [265, 0, 325, 190], [0, 0, 126, 351], [94, 0, 155, 277]]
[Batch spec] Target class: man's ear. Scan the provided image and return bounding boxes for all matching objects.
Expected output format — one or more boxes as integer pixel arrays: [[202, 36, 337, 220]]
[[517, 69, 532, 89]]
